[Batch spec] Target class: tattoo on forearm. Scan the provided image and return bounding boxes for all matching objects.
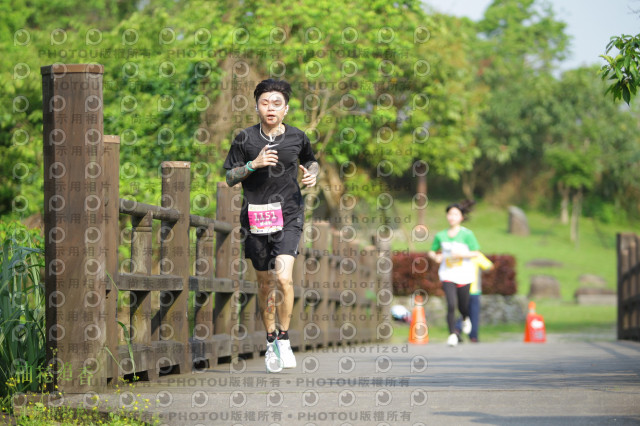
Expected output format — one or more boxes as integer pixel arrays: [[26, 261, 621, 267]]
[[226, 165, 250, 187], [306, 161, 319, 176]]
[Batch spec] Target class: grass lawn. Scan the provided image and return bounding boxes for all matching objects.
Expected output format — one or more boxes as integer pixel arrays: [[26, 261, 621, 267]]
[[386, 198, 633, 343]]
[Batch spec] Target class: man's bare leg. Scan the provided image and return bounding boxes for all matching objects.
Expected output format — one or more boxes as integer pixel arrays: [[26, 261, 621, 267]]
[[257, 267, 284, 372], [256, 269, 277, 333], [271, 254, 297, 368], [273, 254, 296, 331]]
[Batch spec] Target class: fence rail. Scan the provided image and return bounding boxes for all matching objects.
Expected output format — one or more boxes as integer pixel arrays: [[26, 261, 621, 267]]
[[617, 233, 640, 341], [41, 63, 391, 393]]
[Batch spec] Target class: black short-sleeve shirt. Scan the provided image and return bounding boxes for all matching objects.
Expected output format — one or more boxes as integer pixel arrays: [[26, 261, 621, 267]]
[[223, 123, 317, 231]]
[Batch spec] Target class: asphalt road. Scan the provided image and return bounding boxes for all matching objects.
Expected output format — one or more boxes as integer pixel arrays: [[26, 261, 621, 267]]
[[62, 337, 640, 425]]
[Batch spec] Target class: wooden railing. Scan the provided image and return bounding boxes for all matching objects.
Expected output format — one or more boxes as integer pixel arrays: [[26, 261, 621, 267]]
[[617, 233, 640, 341], [41, 63, 391, 392]]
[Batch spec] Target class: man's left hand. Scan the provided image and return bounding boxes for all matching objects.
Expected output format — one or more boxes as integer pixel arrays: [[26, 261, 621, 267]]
[[299, 165, 317, 187]]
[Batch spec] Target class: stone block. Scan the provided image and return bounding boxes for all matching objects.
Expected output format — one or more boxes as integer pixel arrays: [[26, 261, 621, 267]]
[[526, 258, 563, 268], [578, 274, 607, 287], [575, 287, 617, 305], [529, 275, 561, 299], [508, 206, 530, 236]]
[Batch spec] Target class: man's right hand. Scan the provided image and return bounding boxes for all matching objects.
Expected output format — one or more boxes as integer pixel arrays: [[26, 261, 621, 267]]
[[252, 145, 279, 168]]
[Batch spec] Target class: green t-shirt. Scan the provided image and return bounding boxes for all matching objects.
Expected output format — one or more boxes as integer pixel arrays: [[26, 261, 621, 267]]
[[431, 227, 480, 284]]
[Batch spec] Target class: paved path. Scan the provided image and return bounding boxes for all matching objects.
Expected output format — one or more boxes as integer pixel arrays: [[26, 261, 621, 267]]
[[65, 336, 640, 425]]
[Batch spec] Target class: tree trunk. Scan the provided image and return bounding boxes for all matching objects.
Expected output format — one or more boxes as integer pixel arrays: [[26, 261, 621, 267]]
[[559, 182, 569, 225], [416, 170, 427, 229], [461, 170, 476, 200], [317, 157, 350, 227], [570, 189, 582, 246]]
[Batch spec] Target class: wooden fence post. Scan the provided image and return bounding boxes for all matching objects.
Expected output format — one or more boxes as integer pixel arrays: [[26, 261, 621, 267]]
[[159, 161, 191, 374], [618, 233, 640, 341], [42, 63, 107, 392], [376, 235, 393, 342], [193, 223, 216, 367], [311, 221, 331, 348], [214, 183, 241, 361], [360, 245, 377, 343], [290, 230, 305, 350], [238, 262, 259, 360], [129, 212, 155, 380], [103, 135, 120, 383], [628, 233, 638, 340], [618, 234, 627, 340], [331, 229, 344, 346], [344, 240, 359, 345]]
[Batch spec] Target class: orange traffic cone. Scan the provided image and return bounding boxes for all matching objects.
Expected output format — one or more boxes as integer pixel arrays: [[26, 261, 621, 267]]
[[524, 301, 546, 343], [409, 295, 429, 344]]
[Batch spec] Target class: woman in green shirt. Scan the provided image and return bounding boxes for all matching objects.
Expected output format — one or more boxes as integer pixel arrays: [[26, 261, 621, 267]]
[[428, 201, 480, 347]]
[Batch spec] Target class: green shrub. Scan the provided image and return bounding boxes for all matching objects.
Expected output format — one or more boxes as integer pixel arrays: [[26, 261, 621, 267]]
[[586, 199, 626, 224], [0, 221, 47, 413]]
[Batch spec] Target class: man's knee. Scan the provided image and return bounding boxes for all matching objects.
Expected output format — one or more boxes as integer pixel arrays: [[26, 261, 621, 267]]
[[275, 275, 292, 290]]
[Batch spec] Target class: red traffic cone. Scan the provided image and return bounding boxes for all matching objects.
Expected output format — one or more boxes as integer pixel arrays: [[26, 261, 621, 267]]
[[524, 301, 546, 343], [409, 295, 429, 344]]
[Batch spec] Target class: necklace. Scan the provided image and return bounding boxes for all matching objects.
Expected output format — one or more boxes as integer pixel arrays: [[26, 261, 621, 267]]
[[259, 123, 285, 142]]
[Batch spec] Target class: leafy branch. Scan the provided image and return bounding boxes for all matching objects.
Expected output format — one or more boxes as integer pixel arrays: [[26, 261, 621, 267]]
[[600, 33, 640, 104]]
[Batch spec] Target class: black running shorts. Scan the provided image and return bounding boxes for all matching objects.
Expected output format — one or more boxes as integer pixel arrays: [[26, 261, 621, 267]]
[[244, 227, 302, 271]]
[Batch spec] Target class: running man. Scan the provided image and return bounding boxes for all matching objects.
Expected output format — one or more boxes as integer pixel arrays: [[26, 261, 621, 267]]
[[223, 79, 319, 372]]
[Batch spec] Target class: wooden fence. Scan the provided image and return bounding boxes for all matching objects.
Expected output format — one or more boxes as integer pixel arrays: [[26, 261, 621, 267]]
[[41, 63, 392, 392], [617, 233, 640, 341]]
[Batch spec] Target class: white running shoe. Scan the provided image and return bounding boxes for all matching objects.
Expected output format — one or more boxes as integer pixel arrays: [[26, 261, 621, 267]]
[[447, 333, 459, 347], [265, 341, 283, 373], [277, 339, 297, 369], [462, 317, 472, 335]]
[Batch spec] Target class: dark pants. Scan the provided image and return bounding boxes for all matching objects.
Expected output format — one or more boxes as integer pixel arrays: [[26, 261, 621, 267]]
[[469, 294, 480, 340], [456, 294, 480, 340], [443, 281, 470, 334]]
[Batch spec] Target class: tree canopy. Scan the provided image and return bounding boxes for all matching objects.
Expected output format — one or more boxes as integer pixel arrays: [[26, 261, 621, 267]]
[[2, 0, 640, 229]]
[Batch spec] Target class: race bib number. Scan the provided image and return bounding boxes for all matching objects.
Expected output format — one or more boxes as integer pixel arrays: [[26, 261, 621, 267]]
[[445, 257, 463, 268], [248, 202, 284, 234]]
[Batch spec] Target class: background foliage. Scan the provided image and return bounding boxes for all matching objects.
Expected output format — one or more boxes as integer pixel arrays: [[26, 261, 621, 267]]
[[1, 0, 639, 231]]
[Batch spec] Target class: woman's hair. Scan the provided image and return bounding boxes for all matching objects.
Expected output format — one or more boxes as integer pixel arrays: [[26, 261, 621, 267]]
[[254, 79, 292, 104], [446, 200, 476, 220]]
